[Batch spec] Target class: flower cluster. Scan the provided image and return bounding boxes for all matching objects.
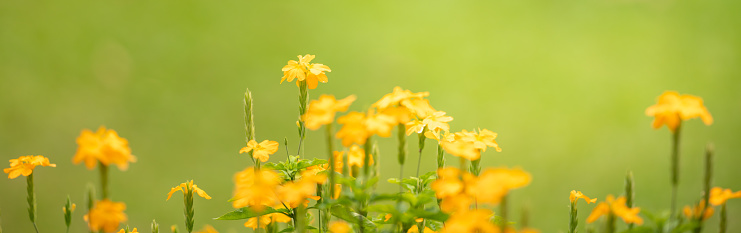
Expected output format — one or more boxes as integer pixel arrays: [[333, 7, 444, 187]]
[[73, 126, 136, 170], [4, 155, 56, 179]]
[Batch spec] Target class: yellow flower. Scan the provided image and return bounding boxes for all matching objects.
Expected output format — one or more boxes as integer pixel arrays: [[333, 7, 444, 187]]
[[467, 167, 531, 205], [455, 129, 502, 152], [569, 190, 597, 204], [441, 140, 480, 161], [4, 155, 56, 179], [73, 127, 136, 170], [280, 54, 331, 89], [166, 180, 211, 201], [408, 225, 438, 233], [84, 199, 127, 233], [117, 228, 138, 233], [645, 91, 713, 132], [432, 167, 465, 199], [231, 167, 281, 211], [406, 111, 453, 140], [381, 106, 415, 125], [329, 221, 351, 233], [239, 140, 279, 163], [441, 209, 499, 233], [303, 94, 357, 130], [336, 112, 370, 146], [439, 193, 474, 213], [373, 87, 429, 110], [244, 215, 271, 229], [347, 144, 374, 168], [709, 187, 741, 206], [586, 195, 643, 225], [365, 110, 396, 137], [683, 200, 714, 220], [195, 225, 218, 233]]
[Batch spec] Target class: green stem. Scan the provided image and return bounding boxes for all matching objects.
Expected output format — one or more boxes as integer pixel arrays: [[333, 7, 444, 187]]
[[625, 171, 635, 230], [327, 124, 336, 199], [99, 163, 109, 199], [568, 200, 577, 233], [436, 142, 444, 170], [416, 131, 425, 178], [500, 194, 508, 231], [184, 187, 194, 233], [606, 212, 616, 233], [363, 138, 372, 180], [297, 80, 308, 156], [26, 174, 39, 233], [670, 123, 682, 219], [720, 203, 727, 233]]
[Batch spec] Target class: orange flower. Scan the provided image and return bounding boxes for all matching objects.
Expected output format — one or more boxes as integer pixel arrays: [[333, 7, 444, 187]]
[[280, 54, 331, 89], [365, 110, 396, 137], [278, 172, 326, 208], [709, 187, 741, 206], [195, 225, 219, 233], [455, 129, 502, 152], [329, 221, 351, 233], [440, 209, 499, 233], [645, 91, 713, 132], [683, 200, 714, 220], [303, 94, 356, 130], [569, 190, 597, 204], [441, 140, 480, 161], [4, 155, 56, 179], [231, 167, 281, 211], [117, 228, 138, 233], [239, 140, 279, 163], [84, 199, 127, 233], [336, 112, 370, 146], [347, 145, 374, 168], [467, 167, 531, 205], [432, 167, 466, 199], [73, 127, 136, 170], [166, 180, 211, 201], [586, 195, 643, 225]]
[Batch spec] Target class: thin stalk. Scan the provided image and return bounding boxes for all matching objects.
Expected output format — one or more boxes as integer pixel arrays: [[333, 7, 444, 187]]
[[327, 124, 336, 199], [99, 163, 109, 199], [184, 186, 194, 233], [500, 194, 508, 231], [436, 142, 444, 170], [625, 171, 635, 230], [720, 203, 727, 233], [606, 212, 616, 233], [296, 80, 308, 156], [363, 138, 372, 180], [416, 132, 425, 178], [26, 174, 39, 233], [568, 200, 578, 233], [695, 144, 714, 233], [670, 123, 682, 218], [397, 124, 407, 207]]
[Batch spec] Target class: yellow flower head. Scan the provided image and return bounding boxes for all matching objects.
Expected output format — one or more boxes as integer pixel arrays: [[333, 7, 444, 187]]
[[303, 94, 357, 130], [4, 155, 56, 179], [586, 195, 643, 225], [239, 140, 279, 163], [278, 172, 325, 208], [441, 209, 499, 233], [231, 167, 281, 211], [347, 144, 374, 169], [117, 228, 138, 233], [336, 112, 370, 146], [709, 187, 741, 206], [195, 225, 219, 233], [408, 225, 438, 233], [569, 190, 597, 204], [84, 199, 127, 233], [683, 200, 714, 220], [441, 139, 480, 161], [645, 91, 713, 132], [166, 180, 211, 201], [364, 110, 396, 138], [373, 87, 430, 111], [406, 111, 454, 140], [73, 127, 136, 170], [455, 129, 502, 152], [280, 54, 331, 89], [432, 167, 466, 199], [467, 167, 531, 205], [329, 221, 351, 233]]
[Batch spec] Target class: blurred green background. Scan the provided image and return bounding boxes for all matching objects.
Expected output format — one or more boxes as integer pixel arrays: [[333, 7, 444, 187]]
[[1, 0, 740, 232]]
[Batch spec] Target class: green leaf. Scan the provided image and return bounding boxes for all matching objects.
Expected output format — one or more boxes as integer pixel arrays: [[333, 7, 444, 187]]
[[214, 207, 287, 220], [330, 204, 376, 230], [408, 209, 449, 222]]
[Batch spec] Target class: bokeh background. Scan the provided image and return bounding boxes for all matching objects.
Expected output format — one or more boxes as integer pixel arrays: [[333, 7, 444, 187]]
[[1, 0, 740, 232]]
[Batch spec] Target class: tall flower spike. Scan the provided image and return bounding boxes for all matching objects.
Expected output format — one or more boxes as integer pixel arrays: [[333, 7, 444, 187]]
[[645, 91, 713, 132], [167, 180, 210, 233]]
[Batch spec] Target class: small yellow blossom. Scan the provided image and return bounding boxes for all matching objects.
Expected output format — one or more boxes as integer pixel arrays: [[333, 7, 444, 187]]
[[280, 54, 331, 89], [64, 203, 77, 213], [336, 112, 370, 146], [440, 209, 499, 233], [645, 91, 713, 132], [195, 225, 218, 233], [455, 129, 502, 152], [441, 140, 480, 161], [329, 221, 351, 233], [365, 110, 396, 137], [467, 167, 531, 205], [432, 167, 465, 199], [117, 228, 138, 233], [239, 140, 279, 163], [586, 195, 643, 225], [347, 145, 374, 168], [166, 180, 211, 201], [709, 187, 741, 206], [683, 200, 714, 220], [439, 193, 474, 213], [4, 155, 56, 179], [570, 190, 597, 204], [303, 94, 357, 130], [231, 167, 281, 211], [278, 172, 326, 208], [408, 225, 437, 233], [84, 199, 127, 233], [73, 127, 136, 170]]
